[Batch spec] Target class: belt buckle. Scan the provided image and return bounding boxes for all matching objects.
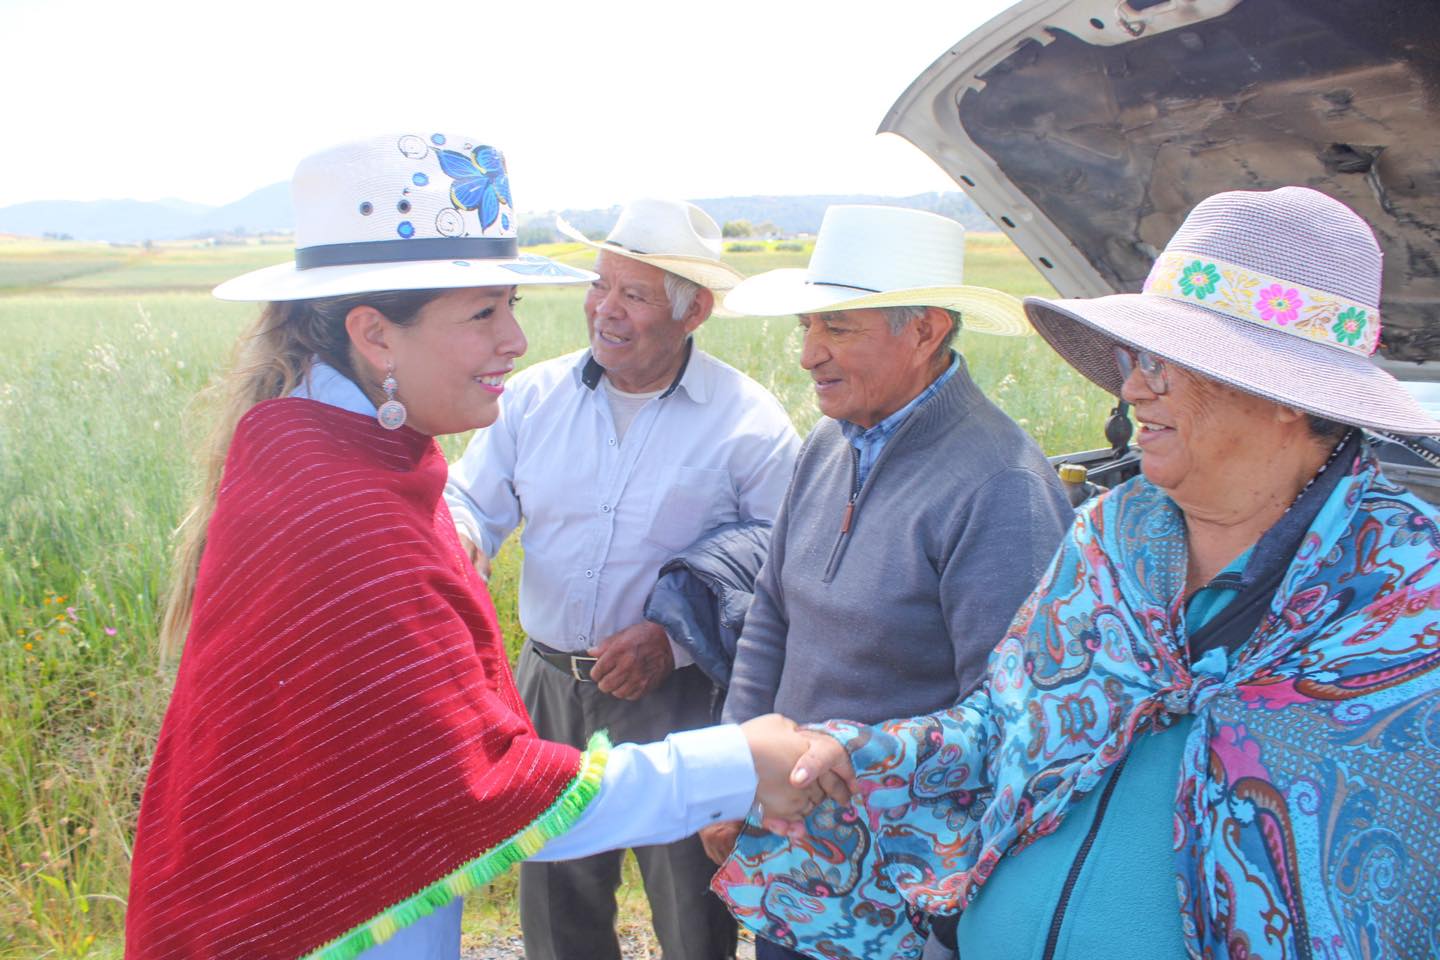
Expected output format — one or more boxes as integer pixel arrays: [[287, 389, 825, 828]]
[[570, 655, 598, 682]]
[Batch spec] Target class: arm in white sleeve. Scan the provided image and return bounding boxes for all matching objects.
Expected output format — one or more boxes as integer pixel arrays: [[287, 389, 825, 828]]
[[533, 725, 757, 861], [444, 391, 523, 556]]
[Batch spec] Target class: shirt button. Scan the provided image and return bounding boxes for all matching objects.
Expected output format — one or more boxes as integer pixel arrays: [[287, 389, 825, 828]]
[[601, 503, 611, 513], [577, 633, 587, 643], [585, 569, 594, 578], [608, 438, 617, 446]]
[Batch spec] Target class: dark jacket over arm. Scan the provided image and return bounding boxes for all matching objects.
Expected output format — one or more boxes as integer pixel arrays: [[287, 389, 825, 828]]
[[643, 520, 773, 690]]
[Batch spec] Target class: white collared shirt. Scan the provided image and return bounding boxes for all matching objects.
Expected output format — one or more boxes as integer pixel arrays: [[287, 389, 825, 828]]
[[447, 345, 800, 661]]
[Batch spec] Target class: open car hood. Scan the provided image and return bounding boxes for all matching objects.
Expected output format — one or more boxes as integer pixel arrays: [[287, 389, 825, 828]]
[[882, 0, 1440, 374]]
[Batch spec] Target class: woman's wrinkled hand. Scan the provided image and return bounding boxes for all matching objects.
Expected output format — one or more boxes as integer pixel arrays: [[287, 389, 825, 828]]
[[759, 727, 858, 839], [793, 727, 857, 803], [740, 714, 824, 822], [740, 716, 858, 838]]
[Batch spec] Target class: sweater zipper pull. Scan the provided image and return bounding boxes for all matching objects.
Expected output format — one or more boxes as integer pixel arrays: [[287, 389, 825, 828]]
[[841, 445, 861, 534]]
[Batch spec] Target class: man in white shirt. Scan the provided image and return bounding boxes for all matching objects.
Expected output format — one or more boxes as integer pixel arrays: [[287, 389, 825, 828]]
[[446, 197, 800, 960]]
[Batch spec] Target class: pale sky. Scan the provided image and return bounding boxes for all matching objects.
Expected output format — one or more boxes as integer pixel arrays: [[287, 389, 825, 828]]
[[0, 0, 1018, 211]]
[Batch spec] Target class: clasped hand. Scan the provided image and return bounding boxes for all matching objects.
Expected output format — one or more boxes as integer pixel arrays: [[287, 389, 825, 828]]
[[588, 621, 674, 700], [739, 714, 858, 837]]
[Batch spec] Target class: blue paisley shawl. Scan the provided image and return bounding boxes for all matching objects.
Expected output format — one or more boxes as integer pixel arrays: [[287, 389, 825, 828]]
[[713, 453, 1440, 959]]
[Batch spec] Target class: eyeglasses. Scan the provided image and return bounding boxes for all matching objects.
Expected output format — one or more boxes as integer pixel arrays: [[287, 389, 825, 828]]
[[1114, 345, 1169, 395]]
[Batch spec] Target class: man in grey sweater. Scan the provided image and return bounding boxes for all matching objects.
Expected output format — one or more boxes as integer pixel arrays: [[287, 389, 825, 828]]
[[708, 206, 1074, 960]]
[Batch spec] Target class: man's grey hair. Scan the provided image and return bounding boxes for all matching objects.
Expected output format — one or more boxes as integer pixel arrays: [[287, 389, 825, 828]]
[[882, 305, 962, 357], [663, 272, 703, 322]]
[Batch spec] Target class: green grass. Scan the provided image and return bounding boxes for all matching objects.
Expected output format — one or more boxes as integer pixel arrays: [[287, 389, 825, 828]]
[[54, 248, 293, 291], [0, 241, 132, 291], [0, 236, 1112, 956]]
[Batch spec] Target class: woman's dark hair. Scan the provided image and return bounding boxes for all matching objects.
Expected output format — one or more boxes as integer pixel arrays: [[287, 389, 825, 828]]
[[269, 289, 442, 386]]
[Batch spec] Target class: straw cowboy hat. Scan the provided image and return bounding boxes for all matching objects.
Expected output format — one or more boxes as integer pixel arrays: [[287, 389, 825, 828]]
[[721, 205, 1028, 336], [1025, 186, 1440, 436], [214, 133, 595, 301], [556, 197, 745, 292]]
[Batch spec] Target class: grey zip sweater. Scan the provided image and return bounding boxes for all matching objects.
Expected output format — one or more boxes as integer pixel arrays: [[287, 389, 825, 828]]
[[723, 361, 1074, 725]]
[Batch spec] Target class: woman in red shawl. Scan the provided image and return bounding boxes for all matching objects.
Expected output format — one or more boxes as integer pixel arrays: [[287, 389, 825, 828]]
[[126, 133, 816, 960]]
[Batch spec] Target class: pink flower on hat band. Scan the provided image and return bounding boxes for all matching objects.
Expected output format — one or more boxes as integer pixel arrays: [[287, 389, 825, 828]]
[[1256, 284, 1303, 326], [1141, 251, 1380, 356]]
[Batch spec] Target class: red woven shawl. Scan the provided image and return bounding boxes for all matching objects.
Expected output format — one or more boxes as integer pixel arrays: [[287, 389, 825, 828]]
[[127, 399, 585, 959]]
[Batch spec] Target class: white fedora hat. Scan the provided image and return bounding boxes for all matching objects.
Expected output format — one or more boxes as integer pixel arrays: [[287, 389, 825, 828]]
[[1025, 186, 1440, 436], [213, 133, 595, 302], [555, 197, 745, 293], [721, 205, 1028, 336]]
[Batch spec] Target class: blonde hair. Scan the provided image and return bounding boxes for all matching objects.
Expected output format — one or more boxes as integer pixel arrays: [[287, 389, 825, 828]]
[[158, 290, 441, 660]]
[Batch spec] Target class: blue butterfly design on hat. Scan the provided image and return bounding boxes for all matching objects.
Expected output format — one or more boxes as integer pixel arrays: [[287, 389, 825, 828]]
[[436, 146, 511, 231]]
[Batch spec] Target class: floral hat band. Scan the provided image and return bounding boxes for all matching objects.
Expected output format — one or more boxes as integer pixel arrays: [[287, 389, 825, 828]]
[[1023, 187, 1439, 435], [1143, 249, 1380, 356]]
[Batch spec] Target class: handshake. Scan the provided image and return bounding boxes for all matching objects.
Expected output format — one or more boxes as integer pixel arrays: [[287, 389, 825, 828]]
[[699, 714, 858, 864]]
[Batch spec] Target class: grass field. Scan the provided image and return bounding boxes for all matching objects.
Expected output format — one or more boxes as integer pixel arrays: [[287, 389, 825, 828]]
[[0, 235, 1114, 957]]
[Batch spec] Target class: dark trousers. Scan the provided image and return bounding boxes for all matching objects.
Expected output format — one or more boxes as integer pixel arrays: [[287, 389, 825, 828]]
[[516, 642, 738, 960]]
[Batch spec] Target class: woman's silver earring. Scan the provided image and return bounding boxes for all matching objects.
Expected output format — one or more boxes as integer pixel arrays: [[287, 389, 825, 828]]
[[377, 363, 407, 430]]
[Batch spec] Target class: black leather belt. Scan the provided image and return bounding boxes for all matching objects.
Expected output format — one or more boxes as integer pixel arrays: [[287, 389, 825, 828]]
[[530, 640, 597, 682]]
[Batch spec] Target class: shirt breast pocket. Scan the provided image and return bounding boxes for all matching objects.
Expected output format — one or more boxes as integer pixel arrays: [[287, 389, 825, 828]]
[[645, 466, 734, 553]]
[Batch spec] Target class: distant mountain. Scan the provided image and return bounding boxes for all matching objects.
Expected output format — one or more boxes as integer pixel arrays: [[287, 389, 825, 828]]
[[703, 193, 995, 234], [533, 193, 994, 242], [0, 198, 209, 242], [0, 184, 293, 243], [193, 183, 293, 238], [0, 185, 991, 244]]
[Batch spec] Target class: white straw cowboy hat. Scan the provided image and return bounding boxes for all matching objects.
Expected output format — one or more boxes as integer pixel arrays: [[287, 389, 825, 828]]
[[1025, 186, 1440, 436], [555, 197, 745, 292], [721, 205, 1028, 336], [213, 133, 595, 301]]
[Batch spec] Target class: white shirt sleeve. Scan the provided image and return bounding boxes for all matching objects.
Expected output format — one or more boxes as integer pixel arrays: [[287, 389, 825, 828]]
[[532, 724, 757, 861], [444, 391, 523, 557]]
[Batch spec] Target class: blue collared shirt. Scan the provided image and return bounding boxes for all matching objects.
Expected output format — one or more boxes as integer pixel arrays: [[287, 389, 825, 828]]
[[289, 360, 376, 414], [840, 351, 960, 487]]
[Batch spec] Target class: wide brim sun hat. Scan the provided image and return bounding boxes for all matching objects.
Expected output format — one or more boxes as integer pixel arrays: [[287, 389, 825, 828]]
[[213, 133, 596, 302], [1024, 186, 1440, 436], [555, 197, 746, 293], [721, 205, 1028, 336]]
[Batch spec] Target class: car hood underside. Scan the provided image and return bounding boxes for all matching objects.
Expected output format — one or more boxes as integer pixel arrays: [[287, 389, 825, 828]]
[[885, 0, 1440, 364]]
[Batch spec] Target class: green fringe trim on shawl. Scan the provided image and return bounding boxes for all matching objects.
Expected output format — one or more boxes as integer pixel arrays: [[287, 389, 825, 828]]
[[301, 732, 611, 960]]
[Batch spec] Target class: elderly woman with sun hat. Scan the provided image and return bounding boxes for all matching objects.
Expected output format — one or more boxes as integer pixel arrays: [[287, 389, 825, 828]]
[[714, 186, 1440, 959], [123, 133, 819, 960]]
